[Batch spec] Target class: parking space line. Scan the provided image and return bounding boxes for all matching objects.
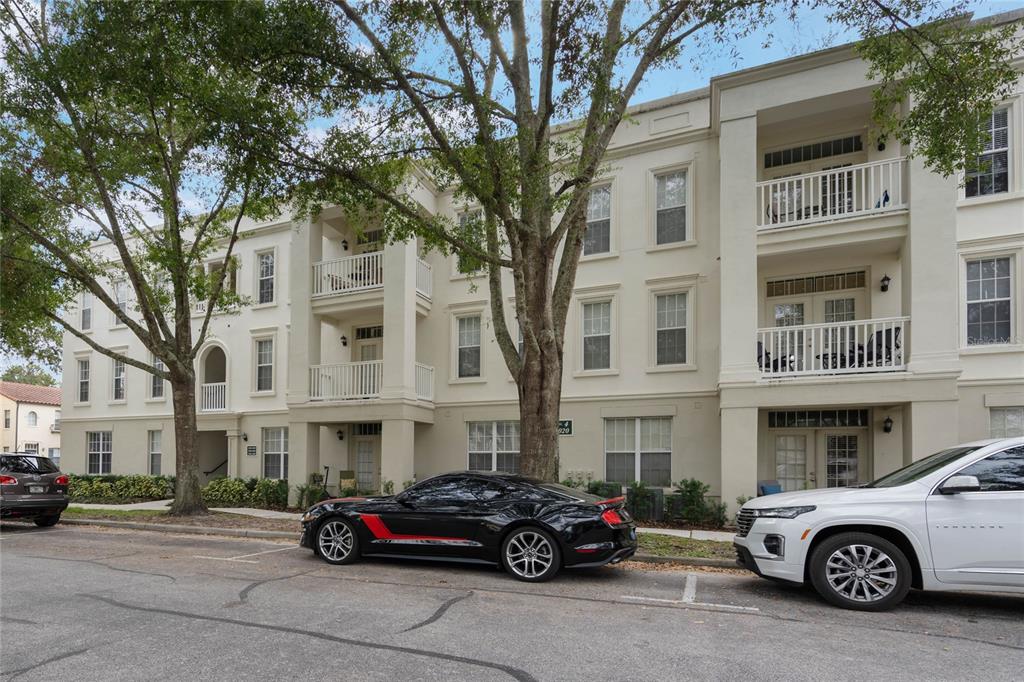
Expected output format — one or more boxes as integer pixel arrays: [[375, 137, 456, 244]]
[[230, 545, 299, 560], [620, 595, 760, 612], [193, 545, 298, 564]]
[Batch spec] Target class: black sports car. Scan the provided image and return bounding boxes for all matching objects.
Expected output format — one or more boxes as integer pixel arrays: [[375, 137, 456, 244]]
[[300, 471, 638, 581]]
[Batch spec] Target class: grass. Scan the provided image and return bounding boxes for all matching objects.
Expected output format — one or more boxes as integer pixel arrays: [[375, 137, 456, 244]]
[[64, 507, 168, 519], [637, 533, 735, 561]]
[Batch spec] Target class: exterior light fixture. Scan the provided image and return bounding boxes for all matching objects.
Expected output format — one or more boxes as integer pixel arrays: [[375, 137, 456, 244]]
[[883, 416, 893, 433], [242, 432, 248, 442], [337, 429, 345, 441], [341, 239, 349, 251], [340, 335, 348, 347], [880, 274, 891, 292]]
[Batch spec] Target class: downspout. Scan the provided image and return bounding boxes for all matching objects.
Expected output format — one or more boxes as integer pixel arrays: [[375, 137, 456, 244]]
[[13, 401, 19, 452]]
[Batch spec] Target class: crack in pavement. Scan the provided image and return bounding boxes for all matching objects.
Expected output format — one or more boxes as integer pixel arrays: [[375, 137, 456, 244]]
[[1, 648, 90, 679], [400, 591, 473, 633], [21, 554, 177, 583], [81, 594, 537, 682], [0, 617, 38, 626], [224, 569, 319, 607]]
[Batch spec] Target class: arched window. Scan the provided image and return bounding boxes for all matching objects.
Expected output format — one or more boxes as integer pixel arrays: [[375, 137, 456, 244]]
[[26, 411, 38, 426]]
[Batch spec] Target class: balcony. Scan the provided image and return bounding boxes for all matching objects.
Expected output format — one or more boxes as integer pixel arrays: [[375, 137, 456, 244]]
[[200, 382, 228, 412], [756, 158, 907, 230], [312, 252, 383, 297], [756, 317, 908, 379], [309, 360, 434, 401]]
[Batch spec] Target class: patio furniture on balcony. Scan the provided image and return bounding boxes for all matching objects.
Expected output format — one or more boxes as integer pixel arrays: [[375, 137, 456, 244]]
[[312, 252, 384, 297], [757, 317, 908, 378]]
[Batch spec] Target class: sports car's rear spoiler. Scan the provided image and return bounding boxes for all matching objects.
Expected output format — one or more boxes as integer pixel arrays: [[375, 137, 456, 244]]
[[594, 496, 625, 508]]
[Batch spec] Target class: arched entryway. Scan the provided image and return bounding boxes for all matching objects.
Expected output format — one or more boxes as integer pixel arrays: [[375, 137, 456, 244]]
[[199, 345, 228, 412]]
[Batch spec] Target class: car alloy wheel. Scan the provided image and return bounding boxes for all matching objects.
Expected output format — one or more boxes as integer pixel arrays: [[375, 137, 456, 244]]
[[504, 529, 556, 581], [825, 543, 898, 603], [317, 519, 356, 564]]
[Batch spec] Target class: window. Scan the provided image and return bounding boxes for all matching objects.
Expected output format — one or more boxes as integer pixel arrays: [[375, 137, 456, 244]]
[[764, 135, 863, 169], [3, 410, 9, 428], [208, 258, 238, 294], [655, 293, 687, 365], [991, 407, 1024, 438], [457, 315, 481, 378], [403, 475, 479, 504], [262, 427, 288, 479], [582, 301, 611, 370], [112, 359, 126, 401], [23, 442, 38, 454], [48, 447, 60, 468], [824, 298, 856, 323], [78, 358, 90, 402], [150, 356, 165, 399], [148, 430, 162, 476], [26, 411, 37, 427], [768, 409, 870, 428], [825, 434, 859, 488], [655, 170, 687, 244], [255, 338, 274, 392], [87, 431, 112, 474], [766, 271, 865, 297], [81, 291, 92, 330], [257, 250, 275, 304], [584, 185, 611, 256], [604, 417, 672, 487], [966, 256, 1012, 345], [966, 108, 1009, 197], [958, 446, 1024, 491], [467, 421, 520, 473], [456, 210, 483, 274], [112, 280, 128, 324]]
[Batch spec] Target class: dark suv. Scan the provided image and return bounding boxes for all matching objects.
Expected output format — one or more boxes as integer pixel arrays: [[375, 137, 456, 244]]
[[0, 453, 69, 526]]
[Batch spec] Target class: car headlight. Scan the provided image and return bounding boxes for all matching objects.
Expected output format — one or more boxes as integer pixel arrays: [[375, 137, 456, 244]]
[[750, 505, 816, 519]]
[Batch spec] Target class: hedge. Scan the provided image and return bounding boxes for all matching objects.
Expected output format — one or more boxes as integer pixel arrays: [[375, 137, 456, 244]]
[[68, 474, 174, 503]]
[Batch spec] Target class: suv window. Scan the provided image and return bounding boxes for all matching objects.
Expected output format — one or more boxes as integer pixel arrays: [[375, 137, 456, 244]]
[[956, 446, 1024, 492], [867, 446, 982, 488], [0, 455, 60, 474]]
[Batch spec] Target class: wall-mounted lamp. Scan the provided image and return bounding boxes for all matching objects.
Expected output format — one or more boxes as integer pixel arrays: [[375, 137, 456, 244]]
[[336, 429, 345, 441], [876, 141, 886, 152], [880, 274, 891, 292], [340, 335, 348, 347], [341, 239, 349, 251], [242, 433, 248, 442], [883, 416, 893, 434]]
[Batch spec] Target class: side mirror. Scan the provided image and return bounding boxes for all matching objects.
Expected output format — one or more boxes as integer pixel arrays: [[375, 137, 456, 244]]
[[395, 493, 415, 507], [939, 475, 981, 495]]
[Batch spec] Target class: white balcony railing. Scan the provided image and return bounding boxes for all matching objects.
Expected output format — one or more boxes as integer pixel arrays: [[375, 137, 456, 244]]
[[50, 420, 61, 433], [309, 361, 383, 400], [756, 158, 907, 230], [416, 258, 432, 298], [200, 382, 228, 411], [757, 317, 908, 378], [312, 252, 384, 297], [415, 363, 434, 401]]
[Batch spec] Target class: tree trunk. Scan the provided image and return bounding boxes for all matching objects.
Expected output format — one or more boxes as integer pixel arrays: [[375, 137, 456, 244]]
[[516, 343, 563, 482], [169, 372, 207, 515]]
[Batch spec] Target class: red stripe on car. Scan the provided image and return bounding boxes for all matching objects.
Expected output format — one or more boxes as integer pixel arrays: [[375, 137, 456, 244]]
[[359, 513, 473, 543]]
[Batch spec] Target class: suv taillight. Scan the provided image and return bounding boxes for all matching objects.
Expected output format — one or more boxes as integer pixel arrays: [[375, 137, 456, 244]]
[[601, 508, 624, 526], [54, 475, 69, 486], [0, 475, 17, 486]]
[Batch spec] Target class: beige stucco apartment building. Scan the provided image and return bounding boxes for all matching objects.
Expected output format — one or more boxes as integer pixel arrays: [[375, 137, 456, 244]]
[[59, 31, 1024, 509], [1, 382, 62, 465]]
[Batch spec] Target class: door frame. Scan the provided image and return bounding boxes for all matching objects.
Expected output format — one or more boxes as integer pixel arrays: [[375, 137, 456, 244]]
[[817, 429, 871, 487], [352, 436, 380, 493], [770, 429, 816, 491]]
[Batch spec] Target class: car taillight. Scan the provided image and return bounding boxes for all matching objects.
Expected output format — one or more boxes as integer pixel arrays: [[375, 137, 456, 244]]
[[54, 475, 69, 486], [601, 508, 624, 526], [0, 475, 17, 486]]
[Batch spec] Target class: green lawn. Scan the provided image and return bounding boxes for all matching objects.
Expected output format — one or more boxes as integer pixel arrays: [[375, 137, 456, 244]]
[[64, 507, 168, 519], [637, 533, 735, 561]]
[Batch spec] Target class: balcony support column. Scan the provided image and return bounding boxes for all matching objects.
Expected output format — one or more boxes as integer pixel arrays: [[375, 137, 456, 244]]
[[287, 422, 320, 505], [381, 418, 416, 492], [719, 114, 760, 385], [720, 405, 759, 509], [288, 218, 323, 404], [381, 239, 417, 401]]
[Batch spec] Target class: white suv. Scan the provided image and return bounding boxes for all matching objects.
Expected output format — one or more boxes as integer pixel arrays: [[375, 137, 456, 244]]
[[734, 438, 1024, 611]]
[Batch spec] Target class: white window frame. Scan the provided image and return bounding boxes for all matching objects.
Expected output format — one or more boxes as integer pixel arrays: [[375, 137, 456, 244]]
[[111, 280, 128, 328], [148, 355, 166, 401], [80, 291, 92, 331], [75, 353, 91, 405], [965, 105, 1011, 199], [959, 247, 1019, 351], [25, 411, 37, 427], [3, 410, 9, 428], [647, 276, 698, 372], [450, 208, 485, 280], [23, 442, 38, 454], [252, 332, 276, 395], [111, 357, 126, 403], [148, 430, 162, 476], [87, 431, 112, 474], [648, 162, 695, 250], [574, 285, 619, 377], [255, 248, 276, 306], [449, 304, 487, 383], [603, 417, 673, 487], [467, 420, 520, 473], [990, 407, 1024, 437], [582, 182, 615, 259], [261, 426, 289, 480], [48, 447, 60, 466]]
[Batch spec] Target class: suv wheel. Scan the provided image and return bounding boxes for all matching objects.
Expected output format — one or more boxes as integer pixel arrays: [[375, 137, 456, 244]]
[[809, 532, 911, 611], [34, 514, 60, 527]]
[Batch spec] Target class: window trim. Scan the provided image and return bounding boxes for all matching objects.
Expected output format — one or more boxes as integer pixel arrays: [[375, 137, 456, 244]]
[[80, 291, 93, 332], [251, 330, 277, 396], [648, 161, 695, 251], [449, 303, 487, 384], [647, 276, 697, 373], [604, 416, 673, 487], [989, 406, 1024, 438], [147, 354, 166, 402], [466, 420, 521, 473], [450, 207, 486, 280], [261, 426, 289, 480], [75, 352, 92, 405], [962, 104, 1012, 200], [109, 350, 128, 404], [254, 247, 277, 307], [574, 285, 620, 377], [111, 280, 128, 328], [23, 442, 39, 454], [86, 430, 113, 475], [581, 180, 617, 260], [148, 430, 162, 476], [3, 410, 9, 429], [25, 411, 37, 427], [958, 247, 1019, 351]]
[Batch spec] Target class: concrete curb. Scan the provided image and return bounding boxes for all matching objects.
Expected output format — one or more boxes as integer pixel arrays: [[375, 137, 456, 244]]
[[630, 552, 737, 569]]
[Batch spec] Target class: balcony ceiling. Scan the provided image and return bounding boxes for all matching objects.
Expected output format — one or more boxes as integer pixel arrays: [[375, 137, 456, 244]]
[[757, 88, 875, 131]]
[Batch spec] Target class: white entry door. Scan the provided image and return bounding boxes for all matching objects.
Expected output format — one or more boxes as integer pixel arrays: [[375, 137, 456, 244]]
[[774, 433, 813, 492], [770, 299, 809, 372], [821, 432, 862, 487], [355, 438, 378, 492]]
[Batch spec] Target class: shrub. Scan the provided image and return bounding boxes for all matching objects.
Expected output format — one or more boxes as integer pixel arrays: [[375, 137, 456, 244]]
[[586, 480, 622, 499], [67, 474, 172, 502], [249, 478, 288, 509], [626, 482, 664, 522], [112, 475, 172, 501], [295, 483, 326, 509], [201, 478, 250, 507], [665, 478, 728, 528]]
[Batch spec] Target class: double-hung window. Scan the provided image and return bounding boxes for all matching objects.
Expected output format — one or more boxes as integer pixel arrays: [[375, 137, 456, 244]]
[[966, 107, 1009, 197], [26, 411, 37, 426], [262, 427, 289, 479], [78, 358, 90, 402], [112, 281, 128, 324], [966, 256, 1012, 345], [148, 430, 162, 475], [582, 301, 611, 370], [81, 292, 92, 330], [584, 185, 611, 256], [655, 170, 687, 244], [467, 421, 520, 473], [990, 407, 1024, 438], [255, 339, 274, 392], [87, 431, 112, 474], [604, 417, 672, 487], [456, 210, 483, 274], [257, 251, 275, 304], [457, 315, 482, 378], [150, 356, 165, 399], [655, 293, 687, 365], [2, 410, 8, 428], [112, 359, 126, 401]]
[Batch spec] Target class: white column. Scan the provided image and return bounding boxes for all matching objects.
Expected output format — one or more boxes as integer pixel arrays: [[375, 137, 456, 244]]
[[720, 406, 759, 510], [380, 418, 415, 492], [904, 400, 959, 464], [287, 422, 320, 505], [226, 430, 241, 478], [718, 115, 760, 385], [287, 219, 323, 403], [381, 238, 417, 400]]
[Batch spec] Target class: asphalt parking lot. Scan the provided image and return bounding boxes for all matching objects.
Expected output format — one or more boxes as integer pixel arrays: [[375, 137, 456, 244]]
[[1, 522, 1022, 681]]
